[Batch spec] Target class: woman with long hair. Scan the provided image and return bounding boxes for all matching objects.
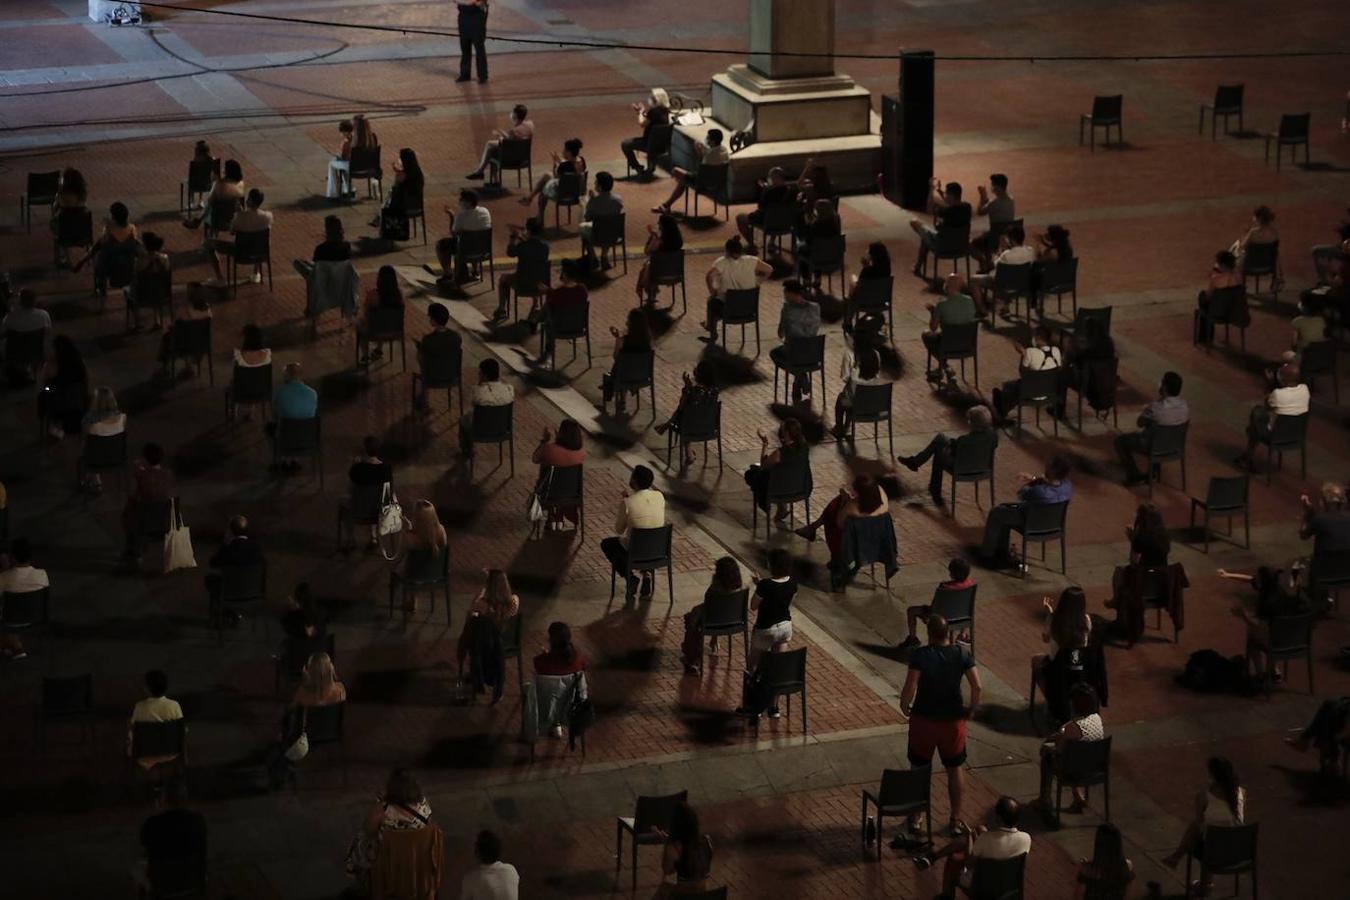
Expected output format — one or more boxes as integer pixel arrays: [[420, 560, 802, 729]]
[[51, 168, 90, 266], [457, 568, 522, 673], [1162, 757, 1245, 887], [358, 265, 403, 365], [532, 418, 587, 529], [1074, 823, 1133, 900], [602, 308, 654, 413], [655, 801, 713, 896], [184, 159, 244, 230], [682, 556, 744, 674], [41, 335, 89, 440], [79, 386, 126, 492], [521, 137, 586, 223], [345, 768, 433, 890], [1032, 586, 1092, 694], [372, 148, 423, 228], [636, 213, 684, 306], [1037, 224, 1074, 262], [1127, 503, 1170, 566], [744, 417, 809, 524], [395, 500, 447, 611]]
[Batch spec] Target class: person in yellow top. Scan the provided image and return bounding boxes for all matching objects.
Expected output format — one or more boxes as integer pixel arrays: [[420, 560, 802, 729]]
[[600, 465, 665, 600]]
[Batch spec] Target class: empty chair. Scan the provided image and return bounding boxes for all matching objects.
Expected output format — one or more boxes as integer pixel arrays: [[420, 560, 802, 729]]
[[273, 416, 323, 487], [927, 321, 980, 386], [588, 213, 628, 273], [469, 402, 514, 478], [78, 431, 128, 494], [771, 334, 827, 407], [1144, 422, 1188, 496], [608, 524, 674, 606], [860, 767, 932, 860], [928, 226, 972, 280], [1242, 241, 1280, 297], [21, 170, 61, 232], [1199, 84, 1244, 139], [1080, 95, 1123, 150], [666, 396, 722, 471], [960, 852, 1027, 900], [1036, 256, 1079, 315], [225, 360, 272, 423], [456, 228, 495, 284], [1299, 340, 1338, 402], [1264, 113, 1310, 170], [605, 351, 656, 416], [543, 299, 592, 370], [648, 249, 686, 313], [931, 582, 977, 655], [1011, 500, 1069, 578], [615, 791, 688, 892], [685, 163, 730, 221], [359, 307, 407, 373], [807, 233, 847, 295], [1250, 412, 1308, 482], [1185, 823, 1258, 900], [1257, 613, 1315, 695], [389, 546, 451, 625], [753, 646, 808, 735], [490, 136, 532, 188], [167, 318, 214, 385], [348, 146, 383, 200], [721, 287, 761, 353], [37, 673, 94, 751], [1047, 737, 1112, 829], [850, 382, 894, 458], [1189, 475, 1250, 552], [701, 588, 749, 669]]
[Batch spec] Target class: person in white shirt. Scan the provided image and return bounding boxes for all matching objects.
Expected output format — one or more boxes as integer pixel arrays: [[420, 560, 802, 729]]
[[1243, 362, 1310, 464], [465, 104, 535, 182], [127, 669, 185, 761], [0, 538, 48, 660], [969, 223, 1036, 315], [701, 236, 772, 340], [459, 358, 514, 457], [990, 324, 1062, 421], [439, 189, 494, 286], [653, 128, 731, 214], [600, 465, 666, 600], [913, 796, 1031, 898], [207, 188, 273, 286], [460, 830, 520, 900]]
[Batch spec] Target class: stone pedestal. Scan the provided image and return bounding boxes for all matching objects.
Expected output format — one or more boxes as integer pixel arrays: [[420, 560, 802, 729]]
[[89, 1, 142, 23], [678, 0, 880, 202]]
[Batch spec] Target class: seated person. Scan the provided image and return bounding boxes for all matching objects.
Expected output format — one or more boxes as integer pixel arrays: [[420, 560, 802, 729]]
[[653, 129, 730, 214], [793, 475, 889, 584], [369, 148, 423, 229], [357, 265, 404, 364], [600, 465, 666, 600], [39, 335, 89, 440], [909, 179, 972, 277], [1038, 683, 1105, 810], [911, 796, 1031, 899], [1218, 566, 1309, 680], [921, 274, 977, 377], [795, 198, 843, 288], [636, 214, 684, 307], [735, 167, 793, 254], [269, 363, 319, 472], [292, 215, 352, 283], [325, 119, 354, 200], [493, 217, 549, 321], [531, 418, 587, 529], [989, 324, 1062, 423], [701, 237, 772, 340], [1031, 587, 1093, 699], [0, 538, 49, 661], [3, 290, 52, 385], [969, 224, 1036, 316], [127, 669, 185, 771], [76, 202, 141, 296], [743, 418, 809, 523], [465, 103, 534, 180], [770, 280, 822, 402], [1113, 371, 1188, 485], [1036, 224, 1074, 263], [346, 436, 394, 547], [980, 455, 1073, 568], [80, 386, 126, 492], [601, 309, 653, 413], [459, 358, 514, 457], [896, 558, 975, 650], [437, 189, 492, 285], [205, 515, 265, 624], [157, 284, 213, 374], [1280, 295, 1330, 365], [832, 343, 886, 438], [579, 172, 623, 268], [455, 568, 521, 694], [1161, 757, 1245, 884], [844, 242, 892, 333], [971, 173, 1016, 270], [1240, 362, 1309, 467], [1074, 824, 1134, 900], [204, 188, 271, 287], [1233, 204, 1281, 285], [50, 167, 90, 267], [413, 303, 463, 410], [537, 259, 588, 356], [680, 556, 743, 674], [1286, 697, 1350, 774], [123, 442, 175, 559], [619, 88, 672, 177], [132, 782, 206, 897], [1193, 250, 1243, 345], [1126, 502, 1170, 567], [655, 362, 719, 468], [532, 622, 588, 738], [183, 158, 244, 231], [392, 500, 448, 612], [520, 137, 585, 223]]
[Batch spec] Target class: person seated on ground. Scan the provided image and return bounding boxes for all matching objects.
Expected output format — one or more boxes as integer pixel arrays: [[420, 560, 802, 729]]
[[80, 386, 126, 493], [183, 159, 244, 231], [460, 830, 520, 900], [347, 435, 394, 547], [600, 465, 665, 601], [493, 217, 549, 321], [127, 669, 184, 763], [653, 128, 730, 215], [896, 558, 976, 651], [844, 242, 892, 333], [971, 173, 1016, 270], [520, 137, 585, 223], [770, 279, 822, 403], [795, 198, 843, 289], [735, 166, 793, 254], [1113, 370, 1188, 485], [636, 213, 683, 307], [921, 274, 978, 374], [1239, 362, 1309, 469], [747, 548, 797, 685], [970, 224, 1037, 317], [1218, 565, 1310, 681], [39, 334, 88, 440], [434, 188, 492, 286], [531, 418, 586, 530], [1073, 823, 1133, 900], [536, 258, 588, 354], [132, 781, 207, 897], [578, 172, 623, 269], [799, 475, 890, 585], [655, 361, 719, 467], [394, 500, 447, 611], [1233, 204, 1281, 285], [700, 236, 772, 341], [50, 167, 89, 267], [744, 418, 809, 525], [371, 147, 423, 229], [2, 289, 52, 386], [356, 264, 403, 365], [989, 324, 1062, 423], [1037, 682, 1105, 812], [1193, 250, 1243, 344], [1286, 697, 1350, 773], [832, 342, 886, 439], [1032, 587, 1093, 695], [620, 88, 672, 177], [465, 103, 535, 181], [911, 795, 1030, 899], [206, 515, 265, 624], [0, 539, 49, 662], [1036, 223, 1074, 263], [601, 308, 653, 413], [267, 362, 318, 472], [413, 303, 463, 411], [909, 179, 972, 277], [980, 455, 1073, 568], [654, 801, 714, 898], [325, 119, 354, 200], [77, 202, 142, 298], [455, 568, 520, 684], [459, 358, 514, 457], [681, 556, 743, 675], [1161, 756, 1245, 882], [344, 768, 433, 892], [122, 442, 175, 560], [203, 188, 271, 288]]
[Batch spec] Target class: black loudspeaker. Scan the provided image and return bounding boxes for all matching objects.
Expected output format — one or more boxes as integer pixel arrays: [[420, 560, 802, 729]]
[[881, 50, 935, 210]]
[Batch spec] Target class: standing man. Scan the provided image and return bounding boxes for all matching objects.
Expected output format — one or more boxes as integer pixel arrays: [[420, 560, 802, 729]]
[[456, 0, 489, 85]]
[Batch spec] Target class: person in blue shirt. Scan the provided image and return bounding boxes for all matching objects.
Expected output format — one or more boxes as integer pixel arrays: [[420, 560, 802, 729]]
[[269, 362, 318, 472], [980, 455, 1073, 566]]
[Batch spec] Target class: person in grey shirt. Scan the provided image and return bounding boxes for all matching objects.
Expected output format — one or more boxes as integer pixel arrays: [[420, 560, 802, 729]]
[[972, 173, 1016, 270], [2, 289, 52, 334], [1114, 370, 1190, 484], [770, 279, 821, 401], [580, 171, 624, 269]]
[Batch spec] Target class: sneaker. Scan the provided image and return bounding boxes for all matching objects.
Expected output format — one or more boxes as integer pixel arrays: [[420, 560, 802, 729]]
[[251, 271, 262, 284], [911, 856, 932, 871], [767, 706, 781, 719], [897, 635, 921, 651], [897, 454, 919, 471], [455, 75, 472, 83]]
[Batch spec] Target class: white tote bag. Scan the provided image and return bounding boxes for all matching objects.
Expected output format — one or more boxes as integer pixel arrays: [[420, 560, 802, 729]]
[[377, 484, 403, 537], [163, 499, 197, 573]]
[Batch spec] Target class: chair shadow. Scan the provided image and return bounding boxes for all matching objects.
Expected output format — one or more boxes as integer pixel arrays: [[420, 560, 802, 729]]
[[971, 701, 1042, 737], [1269, 762, 1350, 807]]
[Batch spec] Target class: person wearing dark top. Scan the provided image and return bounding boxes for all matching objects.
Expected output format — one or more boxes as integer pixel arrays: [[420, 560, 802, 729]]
[[680, 556, 742, 674], [371, 148, 423, 229], [494, 217, 550, 321], [620, 87, 672, 176], [454, 0, 488, 84], [910, 180, 973, 277], [292, 215, 352, 284], [658, 801, 714, 894], [844, 242, 892, 334], [655, 361, 719, 469], [1127, 503, 1170, 567], [135, 782, 206, 893], [537, 259, 589, 360], [414, 303, 463, 410], [39, 334, 89, 439], [796, 198, 843, 287], [749, 550, 796, 718], [636, 213, 684, 306], [1301, 483, 1350, 557], [348, 435, 393, 487], [280, 581, 326, 643], [899, 405, 998, 507], [1220, 566, 1310, 681], [980, 455, 1074, 566], [743, 418, 810, 521], [899, 614, 981, 843], [205, 515, 264, 626], [736, 166, 793, 254]]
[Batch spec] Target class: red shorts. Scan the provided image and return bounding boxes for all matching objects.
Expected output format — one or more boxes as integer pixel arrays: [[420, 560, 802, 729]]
[[907, 714, 968, 767]]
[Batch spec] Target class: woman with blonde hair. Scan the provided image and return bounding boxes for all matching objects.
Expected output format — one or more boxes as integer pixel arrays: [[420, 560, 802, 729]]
[[393, 500, 447, 612], [352, 113, 378, 150], [457, 569, 522, 698], [294, 651, 347, 706]]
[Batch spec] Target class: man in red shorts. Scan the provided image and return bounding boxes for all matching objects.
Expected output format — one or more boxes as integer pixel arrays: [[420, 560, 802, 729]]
[[897, 614, 981, 846]]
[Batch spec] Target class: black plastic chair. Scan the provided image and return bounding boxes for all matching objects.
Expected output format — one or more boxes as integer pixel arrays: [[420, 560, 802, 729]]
[[1013, 367, 1061, 438], [721, 287, 761, 354], [180, 157, 220, 212], [606, 351, 656, 416], [510, 256, 551, 322], [203, 197, 239, 239], [808, 234, 847, 295], [1011, 500, 1069, 578], [5, 328, 46, 381], [928, 225, 972, 280], [225, 362, 272, 423], [413, 344, 463, 419], [648, 249, 686, 313], [553, 172, 586, 228], [932, 583, 977, 655], [21, 170, 60, 232], [79, 431, 128, 494], [273, 416, 323, 487], [849, 382, 894, 458], [615, 790, 687, 892], [405, 194, 427, 246], [995, 262, 1036, 321], [588, 213, 627, 273], [499, 614, 525, 689], [1300, 340, 1338, 403], [1200, 84, 1244, 139], [959, 852, 1027, 900], [490, 137, 532, 189], [543, 300, 591, 370], [230, 229, 272, 296], [348, 146, 383, 200], [128, 499, 174, 561], [752, 458, 813, 540], [1048, 737, 1112, 829], [168, 318, 214, 385], [359, 306, 406, 373], [55, 207, 94, 259], [948, 431, 997, 515], [1080, 95, 1123, 150], [860, 767, 932, 860], [210, 561, 268, 639], [129, 719, 187, 778], [772, 334, 827, 406], [756, 201, 799, 257], [300, 701, 348, 786], [126, 267, 172, 331], [1145, 422, 1188, 496], [928, 322, 980, 386], [1242, 241, 1280, 297], [1196, 284, 1250, 349], [2, 587, 50, 656], [1185, 823, 1258, 900], [754, 646, 808, 735], [1036, 257, 1079, 316], [701, 588, 749, 669], [1259, 613, 1315, 695], [1137, 565, 1176, 641], [469, 402, 514, 478], [667, 397, 722, 471], [609, 524, 674, 606], [1189, 475, 1250, 552], [535, 464, 584, 538], [685, 163, 730, 221], [851, 276, 894, 334], [1251, 412, 1308, 483], [1310, 551, 1350, 611], [1265, 113, 1310, 170], [456, 228, 495, 284], [37, 673, 94, 752], [389, 546, 451, 625], [1068, 356, 1119, 431]]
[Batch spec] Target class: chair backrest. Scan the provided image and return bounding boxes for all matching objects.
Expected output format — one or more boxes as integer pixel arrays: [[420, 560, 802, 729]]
[[628, 524, 673, 567], [186, 157, 220, 193], [1070, 304, 1111, 336], [349, 146, 381, 178], [588, 213, 625, 248], [694, 163, 729, 197], [1147, 422, 1188, 460], [171, 317, 212, 357], [676, 397, 721, 441], [134, 268, 173, 309], [851, 382, 893, 421], [472, 402, 514, 441], [1137, 565, 1169, 604], [1092, 95, 1123, 121], [1059, 736, 1111, 784], [1268, 412, 1309, 448], [722, 287, 759, 322], [419, 344, 462, 388], [5, 328, 46, 368], [276, 416, 321, 454], [1299, 340, 1336, 376], [1202, 823, 1259, 873], [968, 852, 1027, 900], [1, 587, 49, 628], [25, 170, 61, 203], [784, 334, 826, 368], [649, 249, 685, 284], [132, 499, 174, 536], [1242, 240, 1279, 274], [542, 464, 583, 504], [938, 321, 978, 357], [218, 561, 266, 604], [852, 276, 893, 313], [514, 255, 551, 295], [457, 227, 493, 261], [83, 431, 128, 468], [952, 430, 997, 476], [549, 300, 590, 337], [766, 453, 812, 499], [878, 766, 931, 807], [1266, 613, 1314, 653], [42, 673, 93, 716], [758, 646, 807, 691], [366, 306, 405, 341], [647, 123, 675, 158], [702, 588, 749, 630], [1023, 500, 1069, 537], [1019, 366, 1060, 401], [1204, 475, 1248, 512], [304, 701, 345, 744], [1213, 83, 1244, 111], [931, 583, 976, 624], [614, 350, 655, 387], [1278, 113, 1310, 141], [131, 719, 186, 759], [57, 208, 94, 246], [633, 790, 689, 835], [231, 229, 270, 263], [1038, 257, 1079, 296], [230, 362, 273, 404], [994, 262, 1033, 293], [808, 233, 846, 269], [497, 137, 531, 168], [405, 546, 449, 584], [208, 197, 238, 233], [555, 171, 586, 204], [761, 201, 798, 235]]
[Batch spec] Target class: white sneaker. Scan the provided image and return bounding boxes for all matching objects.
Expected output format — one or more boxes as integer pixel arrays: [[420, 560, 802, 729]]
[[251, 271, 262, 284]]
